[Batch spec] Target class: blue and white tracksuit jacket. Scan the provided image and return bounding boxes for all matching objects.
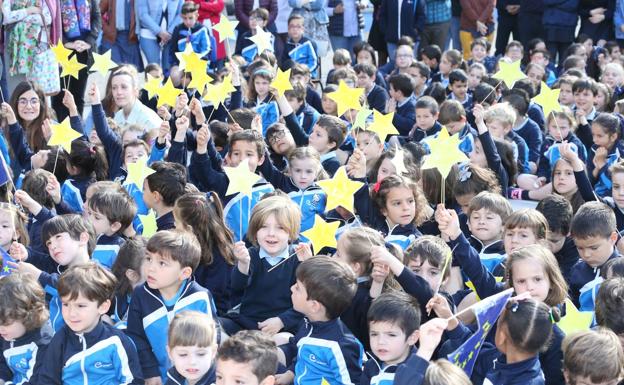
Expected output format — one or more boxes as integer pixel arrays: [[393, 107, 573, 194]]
[[361, 348, 416, 385], [281, 318, 364, 385], [38, 270, 65, 333], [93, 234, 125, 270], [0, 324, 53, 385], [38, 322, 143, 385], [126, 280, 220, 381]]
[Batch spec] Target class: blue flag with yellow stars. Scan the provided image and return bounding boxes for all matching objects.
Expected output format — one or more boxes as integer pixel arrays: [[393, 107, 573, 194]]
[[1, 247, 15, 276], [447, 288, 514, 376]]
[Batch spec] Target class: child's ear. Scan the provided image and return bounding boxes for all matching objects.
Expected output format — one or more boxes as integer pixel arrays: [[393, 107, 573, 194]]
[[180, 266, 193, 280], [79, 231, 90, 245], [260, 375, 276, 385], [407, 329, 420, 346], [98, 299, 112, 315], [562, 369, 569, 385], [110, 221, 122, 234], [125, 269, 140, 284], [610, 231, 618, 245], [257, 153, 265, 166]]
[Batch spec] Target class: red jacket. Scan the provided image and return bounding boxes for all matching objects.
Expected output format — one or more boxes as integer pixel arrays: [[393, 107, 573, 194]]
[[192, 0, 226, 60]]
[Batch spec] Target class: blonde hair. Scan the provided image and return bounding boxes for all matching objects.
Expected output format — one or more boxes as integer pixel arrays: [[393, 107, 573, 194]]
[[247, 195, 301, 244], [423, 360, 472, 385], [287, 146, 324, 180], [339, 227, 386, 275], [168, 311, 216, 348], [0, 203, 29, 247], [111, 65, 139, 89], [546, 106, 577, 133], [484, 102, 517, 128], [504, 209, 549, 240], [563, 328, 624, 384]]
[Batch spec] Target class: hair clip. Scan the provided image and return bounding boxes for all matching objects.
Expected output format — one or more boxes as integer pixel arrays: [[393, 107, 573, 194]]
[[253, 68, 272, 77], [458, 161, 471, 182], [509, 301, 520, 313], [372, 181, 382, 193]]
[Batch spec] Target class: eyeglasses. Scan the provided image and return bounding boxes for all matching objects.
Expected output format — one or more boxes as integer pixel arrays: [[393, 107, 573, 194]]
[[269, 130, 286, 144], [18, 97, 40, 107]]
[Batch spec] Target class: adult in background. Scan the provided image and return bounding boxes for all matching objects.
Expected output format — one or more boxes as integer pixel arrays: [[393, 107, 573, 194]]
[[495, 0, 519, 56], [100, 0, 144, 72], [136, 0, 183, 73], [578, 0, 615, 46], [420, 0, 451, 53], [378, 0, 425, 59], [290, 0, 329, 57], [326, 0, 362, 56]]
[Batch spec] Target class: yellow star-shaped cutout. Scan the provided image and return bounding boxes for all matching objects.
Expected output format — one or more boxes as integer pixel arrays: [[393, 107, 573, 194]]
[[125, 157, 156, 188], [139, 210, 158, 238], [248, 27, 273, 56], [213, 14, 238, 43], [176, 44, 208, 74], [143, 74, 162, 99], [390, 145, 407, 175], [271, 68, 293, 97], [302, 215, 340, 253], [203, 75, 236, 107], [492, 60, 527, 89], [90, 50, 117, 76], [61, 55, 87, 79], [328, 80, 363, 116], [317, 167, 364, 213], [188, 70, 213, 93], [50, 39, 72, 67], [421, 127, 468, 178], [352, 108, 372, 131], [48, 117, 82, 151], [465, 277, 504, 300], [365, 110, 398, 142], [557, 298, 593, 335], [156, 77, 182, 108], [532, 82, 562, 119], [223, 159, 262, 197], [321, 378, 330, 385]]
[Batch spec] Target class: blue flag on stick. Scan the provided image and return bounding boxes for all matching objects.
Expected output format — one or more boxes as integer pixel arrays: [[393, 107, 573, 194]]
[[447, 288, 514, 376], [0, 247, 15, 276], [0, 150, 9, 187]]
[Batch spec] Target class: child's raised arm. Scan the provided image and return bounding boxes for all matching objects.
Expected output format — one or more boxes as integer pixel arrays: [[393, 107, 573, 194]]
[[88, 83, 124, 180], [474, 104, 509, 190], [560, 142, 597, 202], [189, 125, 228, 197], [3, 102, 34, 170], [275, 93, 309, 146]]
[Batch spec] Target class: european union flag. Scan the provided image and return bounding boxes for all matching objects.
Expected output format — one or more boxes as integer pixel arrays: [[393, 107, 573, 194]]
[[1, 247, 15, 276], [447, 288, 514, 376], [288, 40, 318, 78], [255, 101, 279, 136]]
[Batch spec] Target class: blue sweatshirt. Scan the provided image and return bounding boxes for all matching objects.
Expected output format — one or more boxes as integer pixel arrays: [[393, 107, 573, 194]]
[[93, 234, 125, 270], [393, 96, 417, 137], [38, 322, 143, 385], [587, 141, 624, 198], [280, 318, 364, 385], [296, 103, 321, 135], [513, 117, 543, 164], [0, 324, 53, 385], [165, 364, 215, 385], [361, 347, 417, 385], [367, 85, 389, 113], [126, 279, 220, 381], [568, 249, 620, 307], [193, 247, 234, 316], [38, 270, 66, 332]]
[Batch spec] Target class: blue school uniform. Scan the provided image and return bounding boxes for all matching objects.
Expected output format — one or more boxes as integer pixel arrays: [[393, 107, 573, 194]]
[[587, 141, 624, 198], [38, 321, 143, 385], [61, 175, 93, 214], [569, 249, 620, 308], [320, 151, 341, 177], [165, 364, 215, 385], [110, 292, 131, 329], [469, 238, 506, 276], [392, 351, 430, 385], [367, 84, 389, 113], [508, 130, 531, 174], [38, 271, 65, 332], [393, 96, 417, 137], [0, 324, 53, 385], [513, 117, 543, 165], [156, 211, 176, 231], [236, 30, 275, 63], [448, 92, 473, 113], [92, 234, 125, 270], [340, 278, 373, 351], [193, 248, 234, 316], [126, 279, 220, 381], [408, 121, 442, 143], [281, 37, 319, 78], [361, 347, 417, 385], [169, 22, 211, 65], [296, 103, 321, 135], [422, 123, 475, 155]]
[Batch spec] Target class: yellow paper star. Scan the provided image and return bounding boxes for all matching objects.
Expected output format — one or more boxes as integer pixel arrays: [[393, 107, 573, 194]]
[[557, 298, 593, 335], [321, 379, 330, 385], [271, 68, 293, 97], [492, 60, 527, 89], [125, 157, 156, 188], [366, 110, 398, 142], [328, 80, 363, 116], [213, 14, 238, 43], [143, 74, 162, 99], [421, 127, 468, 178], [466, 277, 504, 300], [317, 167, 364, 213], [224, 159, 262, 196], [156, 77, 182, 108], [50, 39, 72, 67], [90, 50, 117, 76], [302, 215, 340, 253], [352, 108, 372, 131], [48, 118, 82, 151], [176, 44, 208, 74], [532, 82, 562, 119], [248, 27, 273, 55], [139, 210, 158, 238], [391, 145, 407, 175], [61, 55, 86, 79], [203, 75, 236, 107], [188, 70, 213, 93]]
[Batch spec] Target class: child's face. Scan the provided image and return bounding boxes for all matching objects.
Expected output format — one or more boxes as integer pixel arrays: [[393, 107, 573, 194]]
[[291, 74, 309, 86], [112, 74, 137, 109], [506, 46, 523, 62], [334, 237, 361, 276], [0, 212, 16, 250], [0, 320, 26, 341], [446, 119, 465, 135], [421, 55, 436, 69], [547, 116, 571, 141], [289, 157, 317, 190], [124, 144, 148, 167], [16, 90, 41, 122], [611, 172, 624, 209], [415, 108, 437, 130], [602, 67, 623, 90], [381, 186, 416, 227], [469, 139, 488, 168], [510, 256, 551, 303], [450, 81, 468, 100], [169, 345, 215, 382], [369, 321, 414, 365], [395, 46, 413, 69], [376, 157, 397, 182], [321, 94, 337, 115], [143, 251, 190, 295], [574, 89, 595, 112], [46, 232, 86, 266], [290, 279, 313, 315], [504, 226, 538, 254], [182, 11, 198, 28], [574, 234, 617, 268], [216, 359, 266, 385], [408, 255, 445, 291], [288, 19, 304, 41], [455, 193, 475, 214], [546, 231, 566, 254], [357, 50, 374, 65], [591, 123, 618, 149], [269, 128, 296, 155], [122, 130, 142, 146], [229, 140, 263, 171], [553, 160, 577, 195], [61, 294, 110, 334], [408, 70, 427, 90], [286, 96, 304, 112], [308, 125, 334, 154], [471, 44, 487, 61], [468, 68, 484, 89], [527, 67, 544, 90], [356, 72, 374, 90], [254, 77, 271, 98], [486, 120, 508, 140], [257, 213, 290, 256], [249, 16, 267, 31], [558, 84, 575, 106], [148, 68, 163, 80], [356, 132, 383, 163], [530, 52, 546, 67], [468, 208, 503, 244], [439, 56, 452, 75], [86, 207, 115, 237]]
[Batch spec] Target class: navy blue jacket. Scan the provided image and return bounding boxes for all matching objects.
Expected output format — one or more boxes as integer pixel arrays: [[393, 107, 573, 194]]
[[92, 103, 125, 181], [194, 247, 234, 316], [156, 211, 176, 231], [93, 233, 125, 270], [165, 365, 215, 385], [569, 248, 620, 306], [555, 237, 581, 284], [408, 121, 442, 143], [378, 0, 426, 43], [281, 318, 364, 385], [393, 96, 417, 137], [479, 131, 510, 190], [367, 85, 389, 113], [528, 102, 546, 131], [340, 279, 373, 351], [296, 103, 321, 135], [38, 322, 143, 385], [543, 0, 580, 29], [306, 85, 323, 113], [514, 117, 543, 164], [361, 347, 417, 385], [0, 323, 53, 385], [393, 350, 430, 385], [537, 132, 587, 180]]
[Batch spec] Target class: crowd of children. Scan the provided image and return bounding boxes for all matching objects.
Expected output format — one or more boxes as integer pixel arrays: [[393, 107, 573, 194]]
[[2, 1, 624, 384]]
